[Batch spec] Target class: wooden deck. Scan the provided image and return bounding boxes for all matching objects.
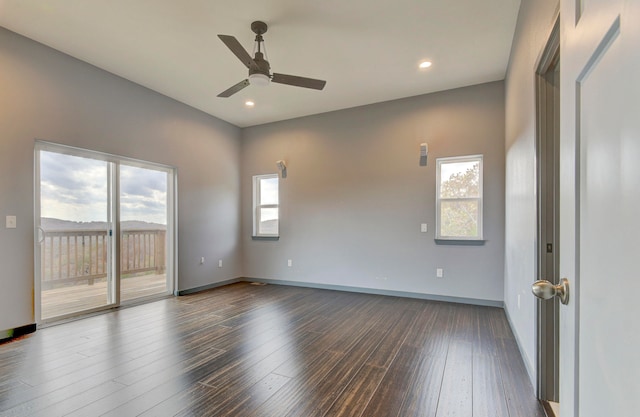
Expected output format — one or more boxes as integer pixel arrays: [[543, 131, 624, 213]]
[[41, 273, 168, 319], [2, 283, 545, 416]]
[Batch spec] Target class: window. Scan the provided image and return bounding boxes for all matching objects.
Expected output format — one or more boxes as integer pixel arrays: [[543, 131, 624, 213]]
[[253, 174, 279, 237], [436, 155, 483, 240]]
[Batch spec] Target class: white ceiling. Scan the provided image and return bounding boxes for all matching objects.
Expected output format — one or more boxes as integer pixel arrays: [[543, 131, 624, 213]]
[[0, 0, 521, 128]]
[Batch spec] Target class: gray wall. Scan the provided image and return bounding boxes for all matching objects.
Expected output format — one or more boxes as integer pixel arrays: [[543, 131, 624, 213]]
[[0, 23, 511, 334], [504, 0, 558, 381], [242, 82, 506, 303], [0, 28, 243, 332]]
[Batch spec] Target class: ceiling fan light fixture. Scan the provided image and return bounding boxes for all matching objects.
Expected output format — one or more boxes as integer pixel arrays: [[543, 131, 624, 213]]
[[248, 73, 270, 86]]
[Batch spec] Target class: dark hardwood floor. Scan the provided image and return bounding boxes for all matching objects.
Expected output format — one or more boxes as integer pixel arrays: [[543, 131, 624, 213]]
[[0, 282, 545, 417]]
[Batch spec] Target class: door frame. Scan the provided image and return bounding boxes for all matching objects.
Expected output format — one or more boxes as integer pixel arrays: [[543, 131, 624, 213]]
[[534, 16, 561, 404], [34, 140, 177, 324]]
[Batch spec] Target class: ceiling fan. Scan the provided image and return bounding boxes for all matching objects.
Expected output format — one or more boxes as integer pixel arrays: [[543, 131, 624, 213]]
[[217, 21, 327, 98]]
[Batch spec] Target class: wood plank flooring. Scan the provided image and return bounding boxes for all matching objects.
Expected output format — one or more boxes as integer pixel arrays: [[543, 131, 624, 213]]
[[0, 282, 546, 417]]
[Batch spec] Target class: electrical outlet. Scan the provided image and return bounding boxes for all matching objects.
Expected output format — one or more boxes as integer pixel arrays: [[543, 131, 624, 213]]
[[218, 259, 223, 268], [436, 268, 444, 278], [287, 259, 292, 267], [421, 223, 428, 233]]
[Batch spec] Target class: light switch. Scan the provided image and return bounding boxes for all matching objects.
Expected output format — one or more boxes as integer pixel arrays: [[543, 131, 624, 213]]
[[6, 216, 16, 229]]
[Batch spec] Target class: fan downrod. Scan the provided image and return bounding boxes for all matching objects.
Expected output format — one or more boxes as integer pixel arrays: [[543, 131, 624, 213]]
[[251, 21, 268, 35]]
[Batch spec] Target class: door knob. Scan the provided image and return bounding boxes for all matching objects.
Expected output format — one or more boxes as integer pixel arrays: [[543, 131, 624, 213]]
[[531, 278, 569, 305]]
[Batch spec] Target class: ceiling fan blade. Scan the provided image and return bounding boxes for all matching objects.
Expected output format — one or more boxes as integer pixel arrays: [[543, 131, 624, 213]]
[[271, 73, 326, 90], [218, 35, 258, 69], [217, 79, 250, 98]]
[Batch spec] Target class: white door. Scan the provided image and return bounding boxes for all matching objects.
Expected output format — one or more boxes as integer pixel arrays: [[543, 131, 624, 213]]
[[559, 0, 640, 416]]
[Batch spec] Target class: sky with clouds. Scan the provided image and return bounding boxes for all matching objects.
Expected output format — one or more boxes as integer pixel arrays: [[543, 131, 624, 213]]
[[40, 151, 167, 224]]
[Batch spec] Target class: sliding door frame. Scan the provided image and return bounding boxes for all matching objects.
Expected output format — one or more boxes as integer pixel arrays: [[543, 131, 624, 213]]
[[34, 140, 177, 324]]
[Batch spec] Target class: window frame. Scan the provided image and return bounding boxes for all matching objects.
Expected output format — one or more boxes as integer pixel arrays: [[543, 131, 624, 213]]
[[252, 173, 279, 238], [435, 154, 484, 241]]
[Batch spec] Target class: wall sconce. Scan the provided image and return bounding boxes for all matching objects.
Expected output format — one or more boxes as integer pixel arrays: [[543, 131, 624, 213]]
[[419, 143, 428, 166], [276, 160, 287, 178]]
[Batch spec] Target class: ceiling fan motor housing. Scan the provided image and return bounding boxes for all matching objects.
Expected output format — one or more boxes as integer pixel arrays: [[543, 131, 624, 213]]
[[249, 52, 271, 77]]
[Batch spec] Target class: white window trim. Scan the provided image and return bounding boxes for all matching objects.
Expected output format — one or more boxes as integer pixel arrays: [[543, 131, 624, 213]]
[[253, 173, 279, 237], [435, 154, 484, 240]]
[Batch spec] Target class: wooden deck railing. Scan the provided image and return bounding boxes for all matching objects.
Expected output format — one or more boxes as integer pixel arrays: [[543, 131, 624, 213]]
[[41, 229, 166, 290]]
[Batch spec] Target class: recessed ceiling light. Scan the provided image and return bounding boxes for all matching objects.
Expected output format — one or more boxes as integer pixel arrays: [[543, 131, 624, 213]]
[[419, 61, 433, 69], [245, 100, 255, 108]]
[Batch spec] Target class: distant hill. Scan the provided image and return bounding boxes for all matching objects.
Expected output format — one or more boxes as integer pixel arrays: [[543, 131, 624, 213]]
[[41, 218, 166, 231]]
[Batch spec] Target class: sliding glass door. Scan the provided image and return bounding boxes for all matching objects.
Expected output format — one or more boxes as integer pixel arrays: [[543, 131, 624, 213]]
[[37, 150, 115, 320], [119, 164, 169, 302], [35, 142, 174, 322]]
